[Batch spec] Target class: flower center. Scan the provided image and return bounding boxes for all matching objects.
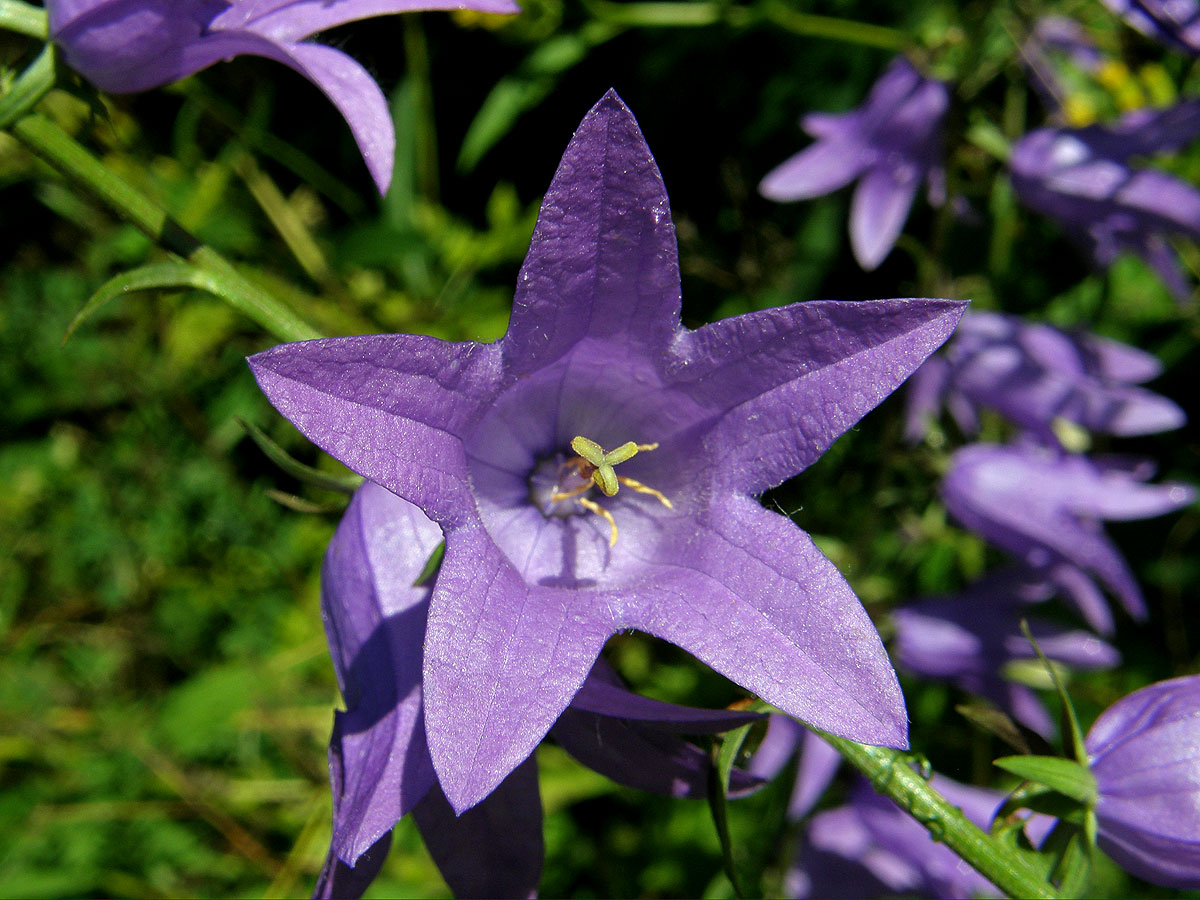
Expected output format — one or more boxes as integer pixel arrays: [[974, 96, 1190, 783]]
[[528, 435, 672, 546]]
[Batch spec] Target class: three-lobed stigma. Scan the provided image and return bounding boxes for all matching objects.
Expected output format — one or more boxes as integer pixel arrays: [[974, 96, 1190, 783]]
[[550, 435, 673, 546]]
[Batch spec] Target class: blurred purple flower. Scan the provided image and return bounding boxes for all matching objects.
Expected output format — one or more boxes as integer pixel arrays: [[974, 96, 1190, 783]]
[[1010, 101, 1200, 301], [904, 310, 1184, 443], [748, 715, 842, 821], [789, 775, 1050, 899], [760, 56, 950, 270], [1086, 674, 1200, 888], [47, 0, 518, 193], [893, 571, 1120, 736], [942, 443, 1194, 633], [316, 480, 764, 897], [1103, 0, 1200, 55], [250, 92, 966, 813]]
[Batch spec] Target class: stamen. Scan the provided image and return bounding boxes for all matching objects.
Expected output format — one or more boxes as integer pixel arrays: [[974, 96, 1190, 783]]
[[579, 496, 619, 546], [615, 475, 673, 509]]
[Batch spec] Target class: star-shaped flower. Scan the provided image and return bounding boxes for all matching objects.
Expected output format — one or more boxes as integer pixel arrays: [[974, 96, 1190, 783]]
[[47, 0, 518, 193], [941, 443, 1195, 633], [760, 56, 950, 270], [904, 311, 1184, 444], [249, 91, 965, 813], [315, 480, 762, 896], [1010, 101, 1200, 301]]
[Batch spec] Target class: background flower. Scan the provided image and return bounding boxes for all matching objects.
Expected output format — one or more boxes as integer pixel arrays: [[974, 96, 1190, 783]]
[[1010, 101, 1200, 301], [759, 56, 950, 270], [892, 573, 1120, 735], [904, 310, 1184, 443], [941, 443, 1194, 633]]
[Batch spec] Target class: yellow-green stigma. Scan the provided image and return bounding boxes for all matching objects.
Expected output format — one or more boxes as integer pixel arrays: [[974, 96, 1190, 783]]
[[549, 435, 673, 546]]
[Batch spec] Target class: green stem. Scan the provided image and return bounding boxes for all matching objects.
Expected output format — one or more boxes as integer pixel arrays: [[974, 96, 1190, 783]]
[[823, 733, 1061, 900], [0, 0, 47, 39], [759, 0, 905, 50], [0, 41, 56, 129], [9, 112, 321, 342]]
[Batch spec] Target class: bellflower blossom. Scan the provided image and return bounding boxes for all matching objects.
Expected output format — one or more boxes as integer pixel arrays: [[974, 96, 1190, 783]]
[[760, 56, 950, 270], [942, 443, 1195, 633], [904, 310, 1184, 443], [789, 775, 1051, 899], [316, 480, 764, 897], [1086, 674, 1200, 888], [46, 0, 519, 193], [1010, 100, 1200, 302], [1103, 0, 1200, 56], [892, 572, 1120, 736], [249, 91, 966, 813]]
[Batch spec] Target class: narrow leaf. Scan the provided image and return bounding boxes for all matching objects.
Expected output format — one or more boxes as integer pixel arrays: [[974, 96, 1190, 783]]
[[64, 262, 215, 343], [237, 417, 361, 495], [708, 721, 756, 899], [994, 755, 1097, 804]]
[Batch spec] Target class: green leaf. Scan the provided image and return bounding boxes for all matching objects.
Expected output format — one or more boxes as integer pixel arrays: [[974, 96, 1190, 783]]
[[456, 23, 620, 172], [708, 721, 756, 899], [63, 262, 215, 343], [956, 703, 1054, 756], [994, 755, 1097, 804], [0, 41, 55, 129], [412, 541, 445, 587], [1019, 621, 1090, 766]]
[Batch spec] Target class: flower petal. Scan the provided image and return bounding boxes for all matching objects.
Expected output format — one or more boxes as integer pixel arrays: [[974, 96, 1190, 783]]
[[411, 757, 544, 900], [552, 707, 763, 798], [231, 37, 396, 193], [248, 335, 502, 523], [322, 483, 441, 863], [502, 90, 684, 376], [669, 298, 965, 495], [758, 138, 870, 202], [849, 163, 921, 269], [211, 0, 519, 39], [421, 527, 614, 812], [313, 831, 392, 900], [621, 495, 908, 748], [569, 675, 764, 732]]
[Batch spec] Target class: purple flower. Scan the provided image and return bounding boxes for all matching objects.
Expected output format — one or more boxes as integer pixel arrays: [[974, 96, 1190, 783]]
[[1010, 101, 1200, 302], [892, 570, 1120, 736], [942, 443, 1194, 633], [904, 310, 1185, 443], [1103, 0, 1200, 55], [760, 56, 950, 270], [789, 775, 1050, 899], [317, 480, 764, 896], [46, 0, 518, 193], [748, 715, 842, 821], [249, 92, 966, 812], [1086, 674, 1200, 888]]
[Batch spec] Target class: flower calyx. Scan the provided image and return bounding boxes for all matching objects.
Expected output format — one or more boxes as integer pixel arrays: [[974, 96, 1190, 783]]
[[550, 435, 672, 546]]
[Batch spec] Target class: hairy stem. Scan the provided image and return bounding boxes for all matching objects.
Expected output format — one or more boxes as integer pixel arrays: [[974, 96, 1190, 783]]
[[823, 733, 1061, 900]]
